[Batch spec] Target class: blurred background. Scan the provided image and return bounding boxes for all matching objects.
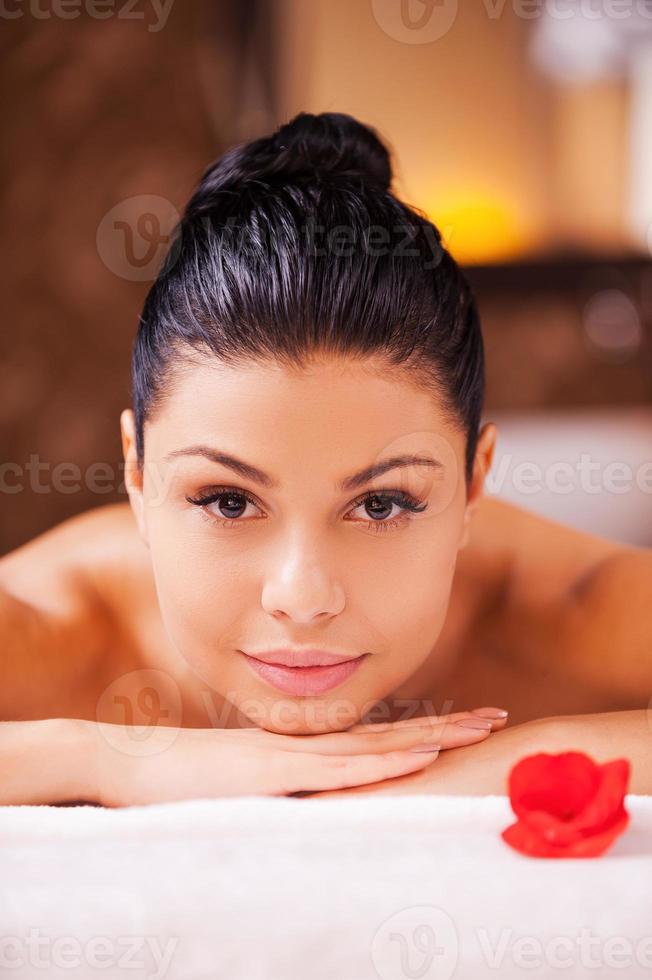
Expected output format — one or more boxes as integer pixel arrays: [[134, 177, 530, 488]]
[[2, 0, 652, 553]]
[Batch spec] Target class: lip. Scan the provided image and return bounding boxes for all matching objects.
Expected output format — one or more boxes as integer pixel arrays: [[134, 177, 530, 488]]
[[242, 648, 365, 668], [239, 649, 369, 696]]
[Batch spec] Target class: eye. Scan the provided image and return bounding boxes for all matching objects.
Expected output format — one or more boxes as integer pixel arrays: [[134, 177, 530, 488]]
[[185, 487, 264, 527], [346, 490, 428, 534], [185, 486, 428, 533]]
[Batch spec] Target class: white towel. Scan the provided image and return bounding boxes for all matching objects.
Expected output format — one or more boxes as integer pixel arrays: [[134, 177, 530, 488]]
[[2, 793, 652, 980]]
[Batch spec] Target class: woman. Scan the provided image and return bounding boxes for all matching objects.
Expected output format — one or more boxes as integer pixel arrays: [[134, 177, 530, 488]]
[[2, 112, 651, 807]]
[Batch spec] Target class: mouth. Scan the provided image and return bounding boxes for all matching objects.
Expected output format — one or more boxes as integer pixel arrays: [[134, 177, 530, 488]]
[[239, 650, 369, 696]]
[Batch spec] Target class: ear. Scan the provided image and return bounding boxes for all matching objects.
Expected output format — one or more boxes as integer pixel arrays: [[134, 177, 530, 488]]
[[120, 408, 149, 548], [459, 421, 497, 550]]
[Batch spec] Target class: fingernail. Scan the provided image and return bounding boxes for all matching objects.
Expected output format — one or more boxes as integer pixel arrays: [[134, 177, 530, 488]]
[[410, 743, 441, 753], [455, 718, 492, 730], [471, 707, 509, 719]]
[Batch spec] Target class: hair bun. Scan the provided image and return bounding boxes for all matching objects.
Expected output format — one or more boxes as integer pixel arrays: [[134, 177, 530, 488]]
[[266, 112, 393, 190], [187, 112, 393, 213]]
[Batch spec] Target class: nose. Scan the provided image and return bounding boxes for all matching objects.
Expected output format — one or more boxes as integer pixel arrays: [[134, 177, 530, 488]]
[[260, 538, 345, 623]]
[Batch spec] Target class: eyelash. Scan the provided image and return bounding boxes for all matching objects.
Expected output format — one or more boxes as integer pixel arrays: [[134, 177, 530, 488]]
[[185, 486, 428, 534]]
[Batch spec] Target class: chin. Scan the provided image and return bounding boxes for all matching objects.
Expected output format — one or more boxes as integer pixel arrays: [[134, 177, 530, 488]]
[[236, 695, 363, 736]]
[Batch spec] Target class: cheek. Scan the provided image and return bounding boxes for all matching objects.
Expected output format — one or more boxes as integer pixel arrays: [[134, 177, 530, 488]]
[[363, 516, 461, 633], [345, 531, 461, 707], [145, 514, 249, 651], [359, 560, 451, 647]]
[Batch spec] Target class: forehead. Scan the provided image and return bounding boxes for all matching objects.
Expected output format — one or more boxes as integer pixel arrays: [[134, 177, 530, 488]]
[[145, 353, 463, 478], [154, 353, 453, 424]]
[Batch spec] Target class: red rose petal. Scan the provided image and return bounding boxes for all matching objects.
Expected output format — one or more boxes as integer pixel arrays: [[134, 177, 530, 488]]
[[516, 758, 631, 845], [502, 809, 629, 858], [501, 750, 631, 858], [567, 759, 631, 833], [509, 752, 600, 821]]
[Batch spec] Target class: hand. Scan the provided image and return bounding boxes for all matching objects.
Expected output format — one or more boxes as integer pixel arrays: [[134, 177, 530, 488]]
[[91, 706, 508, 806], [302, 715, 546, 799]]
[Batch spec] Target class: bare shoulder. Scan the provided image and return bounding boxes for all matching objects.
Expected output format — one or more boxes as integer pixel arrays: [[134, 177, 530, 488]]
[[469, 496, 652, 699], [454, 495, 624, 627], [0, 502, 148, 614], [0, 503, 153, 677], [0, 502, 154, 718], [468, 496, 625, 588]]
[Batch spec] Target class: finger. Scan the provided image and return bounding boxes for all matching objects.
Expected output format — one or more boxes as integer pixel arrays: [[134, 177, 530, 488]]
[[348, 708, 508, 734], [434, 717, 497, 748], [469, 707, 510, 721], [351, 709, 509, 730], [355, 716, 496, 749], [273, 746, 442, 795]]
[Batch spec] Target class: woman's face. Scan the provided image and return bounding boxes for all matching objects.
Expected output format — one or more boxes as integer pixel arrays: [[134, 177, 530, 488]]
[[121, 354, 495, 734]]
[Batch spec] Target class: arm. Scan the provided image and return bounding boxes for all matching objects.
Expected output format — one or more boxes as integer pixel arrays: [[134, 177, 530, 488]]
[[0, 714, 490, 807], [425, 709, 652, 795], [0, 718, 98, 805], [306, 709, 652, 797]]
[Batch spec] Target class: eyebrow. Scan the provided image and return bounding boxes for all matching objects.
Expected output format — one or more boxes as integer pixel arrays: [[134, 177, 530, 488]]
[[164, 446, 443, 491]]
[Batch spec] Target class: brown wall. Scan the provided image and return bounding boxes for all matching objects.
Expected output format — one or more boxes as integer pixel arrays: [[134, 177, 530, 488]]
[[1, 1, 277, 553]]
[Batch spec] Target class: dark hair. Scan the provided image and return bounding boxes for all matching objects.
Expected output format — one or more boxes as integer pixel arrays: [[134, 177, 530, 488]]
[[132, 111, 485, 484]]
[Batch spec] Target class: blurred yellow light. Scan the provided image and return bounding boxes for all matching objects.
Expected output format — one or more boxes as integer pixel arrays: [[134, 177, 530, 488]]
[[423, 193, 528, 265]]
